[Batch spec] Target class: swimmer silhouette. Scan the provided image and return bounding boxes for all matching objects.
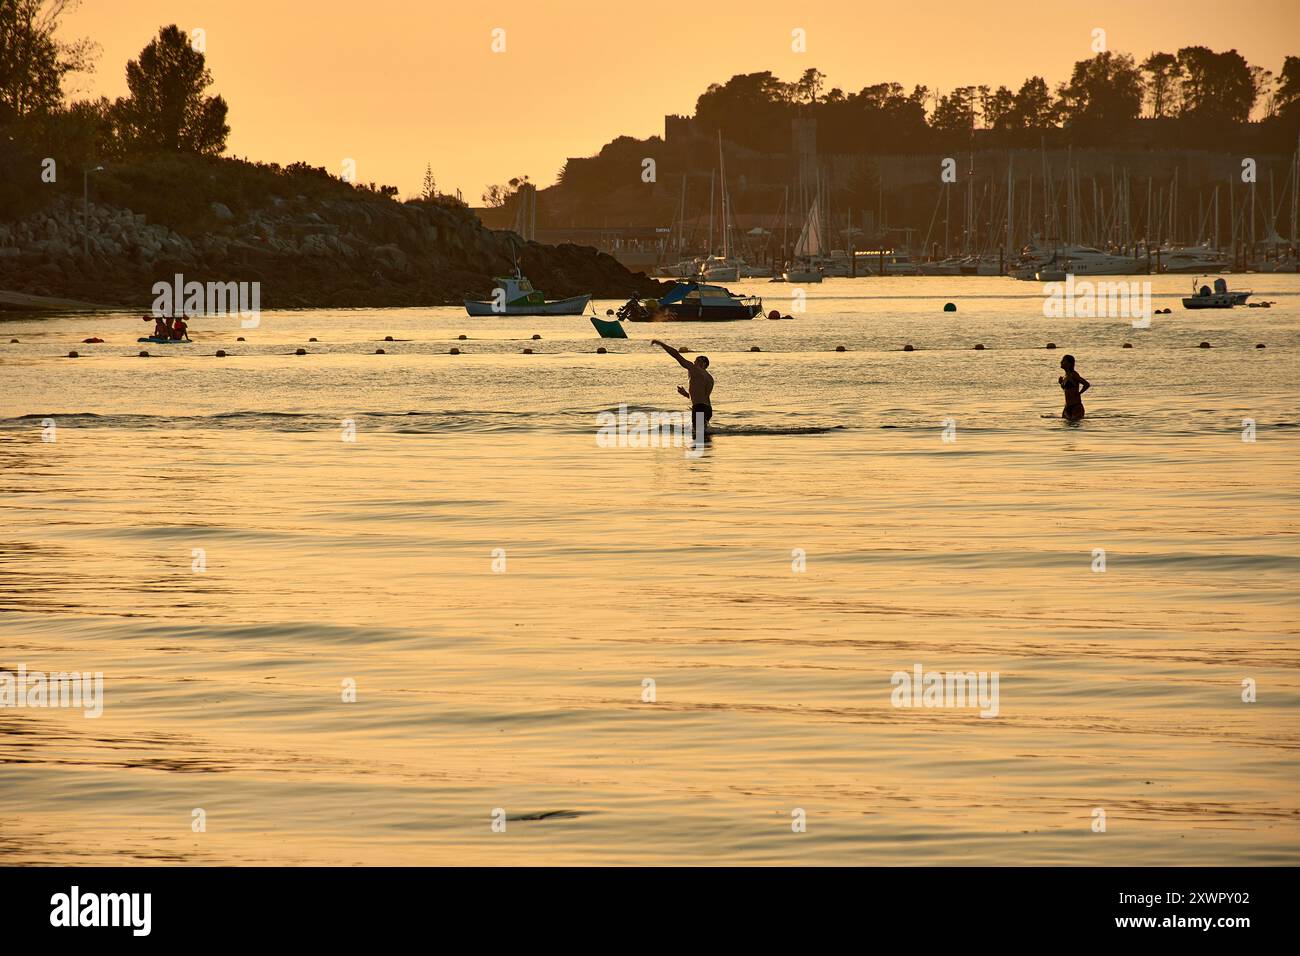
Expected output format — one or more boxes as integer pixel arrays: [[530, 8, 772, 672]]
[[1058, 354, 1090, 421]]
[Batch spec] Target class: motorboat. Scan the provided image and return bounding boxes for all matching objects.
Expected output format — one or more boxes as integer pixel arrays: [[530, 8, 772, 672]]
[[1036, 246, 1143, 280], [1159, 245, 1229, 274], [1182, 276, 1251, 310], [618, 282, 762, 321]]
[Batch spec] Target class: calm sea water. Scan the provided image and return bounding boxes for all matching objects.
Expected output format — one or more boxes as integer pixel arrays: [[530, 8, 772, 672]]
[[1, 275, 1297, 865]]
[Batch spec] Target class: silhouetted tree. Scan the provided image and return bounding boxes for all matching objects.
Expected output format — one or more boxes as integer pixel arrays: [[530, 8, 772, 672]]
[[0, 0, 96, 121], [112, 24, 229, 155], [1012, 76, 1056, 129], [1175, 46, 1255, 123], [1276, 56, 1300, 119], [1141, 52, 1181, 118], [1057, 51, 1143, 129], [931, 87, 978, 137]]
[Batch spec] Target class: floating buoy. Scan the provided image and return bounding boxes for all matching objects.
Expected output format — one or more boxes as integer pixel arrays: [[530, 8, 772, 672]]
[[596, 346, 607, 354], [236, 336, 245, 341], [973, 343, 985, 350], [1256, 343, 1266, 349], [1122, 342, 1133, 349], [1045, 342, 1056, 349], [902, 344, 914, 352], [138, 351, 149, 357], [295, 348, 306, 355], [308, 337, 318, 342], [384, 335, 394, 342], [750, 346, 761, 352], [531, 334, 541, 340], [66, 351, 78, 358], [768, 309, 781, 320], [215, 349, 227, 357], [522, 348, 534, 354], [834, 345, 846, 352], [82, 337, 103, 344], [375, 348, 386, 354], [943, 302, 956, 312], [1199, 341, 1211, 349], [458, 334, 467, 340], [8, 339, 17, 343], [449, 347, 460, 355]]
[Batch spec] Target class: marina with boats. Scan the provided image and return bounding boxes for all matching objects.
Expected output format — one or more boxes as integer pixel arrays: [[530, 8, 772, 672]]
[[586, 132, 1300, 284]]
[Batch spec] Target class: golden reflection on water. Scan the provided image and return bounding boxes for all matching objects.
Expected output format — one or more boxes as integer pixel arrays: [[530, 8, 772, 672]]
[[1, 422, 1296, 865]]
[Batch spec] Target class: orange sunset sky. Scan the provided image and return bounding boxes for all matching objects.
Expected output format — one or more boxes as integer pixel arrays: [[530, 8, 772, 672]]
[[64, 0, 1298, 200]]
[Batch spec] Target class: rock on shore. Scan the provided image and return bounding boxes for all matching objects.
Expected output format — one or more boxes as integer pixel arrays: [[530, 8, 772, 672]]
[[0, 194, 663, 308]]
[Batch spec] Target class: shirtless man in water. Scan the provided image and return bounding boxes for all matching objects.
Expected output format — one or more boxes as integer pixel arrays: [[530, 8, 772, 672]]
[[651, 339, 713, 434], [1058, 354, 1091, 421]]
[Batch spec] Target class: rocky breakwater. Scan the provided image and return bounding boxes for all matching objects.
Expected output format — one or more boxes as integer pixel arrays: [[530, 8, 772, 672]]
[[0, 194, 664, 309]]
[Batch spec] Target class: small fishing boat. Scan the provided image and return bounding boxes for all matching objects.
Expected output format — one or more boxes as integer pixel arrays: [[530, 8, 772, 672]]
[[617, 282, 761, 322], [464, 270, 591, 316], [1182, 276, 1250, 310]]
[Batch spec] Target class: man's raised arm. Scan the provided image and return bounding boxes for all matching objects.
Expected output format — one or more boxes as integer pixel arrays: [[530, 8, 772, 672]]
[[651, 339, 692, 370]]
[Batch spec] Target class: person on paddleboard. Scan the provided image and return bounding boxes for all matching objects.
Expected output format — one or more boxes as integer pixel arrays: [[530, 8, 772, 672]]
[[144, 314, 168, 338], [1058, 354, 1090, 421], [170, 314, 189, 341], [651, 339, 713, 435]]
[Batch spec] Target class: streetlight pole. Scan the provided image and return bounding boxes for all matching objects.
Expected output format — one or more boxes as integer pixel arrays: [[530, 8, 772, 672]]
[[83, 165, 105, 257]]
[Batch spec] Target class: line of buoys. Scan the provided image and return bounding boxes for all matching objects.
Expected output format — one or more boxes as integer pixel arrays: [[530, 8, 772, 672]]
[[295, 347, 307, 355], [215, 349, 227, 357], [902, 344, 914, 351], [449, 347, 460, 355], [973, 343, 985, 350], [596, 346, 607, 354]]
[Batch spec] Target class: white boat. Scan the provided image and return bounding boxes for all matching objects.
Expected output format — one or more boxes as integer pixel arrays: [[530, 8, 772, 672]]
[[464, 272, 591, 316], [1035, 246, 1143, 280], [1159, 244, 1229, 274], [783, 196, 826, 283], [917, 257, 963, 276], [656, 257, 705, 279]]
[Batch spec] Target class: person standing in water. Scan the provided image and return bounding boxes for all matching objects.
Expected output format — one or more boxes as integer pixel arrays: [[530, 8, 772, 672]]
[[651, 339, 713, 435], [1058, 354, 1091, 421]]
